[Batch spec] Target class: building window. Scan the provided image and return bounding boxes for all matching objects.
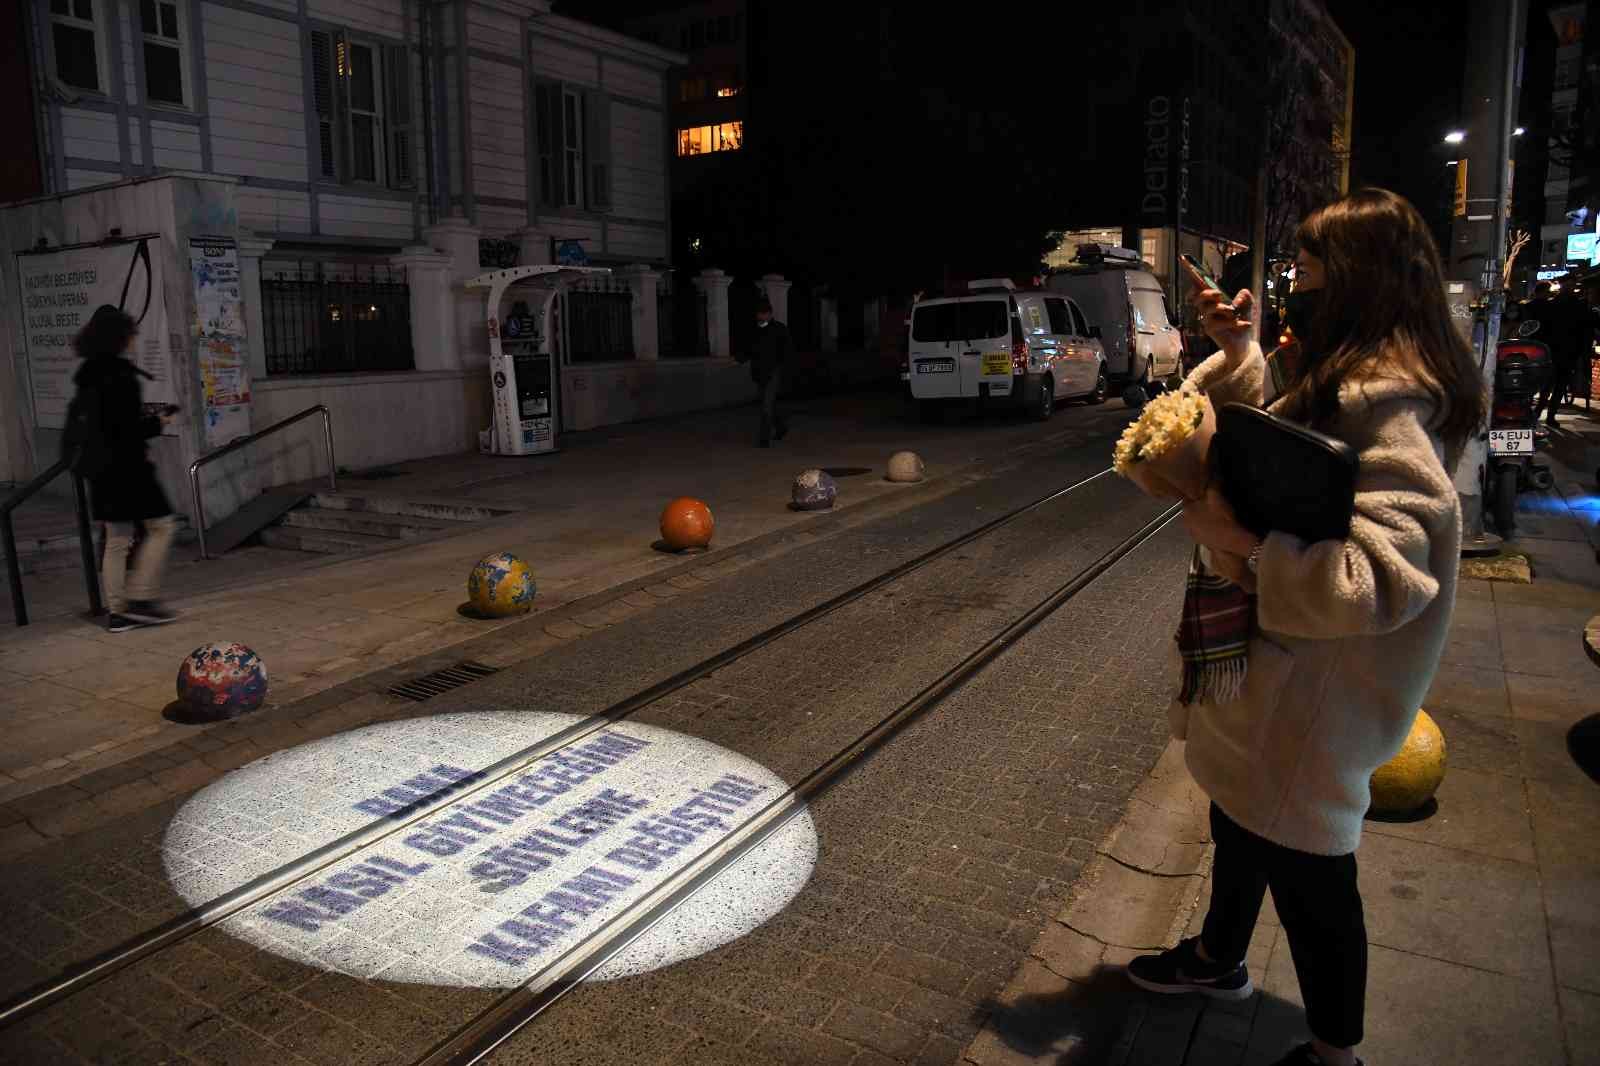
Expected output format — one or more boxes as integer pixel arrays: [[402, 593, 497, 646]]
[[534, 80, 610, 211], [562, 90, 584, 208], [676, 122, 743, 156], [345, 40, 385, 183], [309, 30, 413, 189], [139, 0, 189, 106], [680, 77, 707, 103], [49, 0, 105, 93]]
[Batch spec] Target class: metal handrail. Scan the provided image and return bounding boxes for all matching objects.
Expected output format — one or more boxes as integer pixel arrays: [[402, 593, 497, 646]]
[[2, 457, 104, 626], [189, 404, 337, 559]]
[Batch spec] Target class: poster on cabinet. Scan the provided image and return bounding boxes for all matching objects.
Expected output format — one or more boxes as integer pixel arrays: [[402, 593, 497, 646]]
[[189, 236, 252, 448]]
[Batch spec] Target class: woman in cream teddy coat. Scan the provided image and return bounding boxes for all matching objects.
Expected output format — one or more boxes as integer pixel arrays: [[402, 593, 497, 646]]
[[1126, 190, 1485, 1066]]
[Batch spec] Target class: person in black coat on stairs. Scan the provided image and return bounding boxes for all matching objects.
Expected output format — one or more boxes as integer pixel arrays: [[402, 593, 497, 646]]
[[65, 305, 180, 633]]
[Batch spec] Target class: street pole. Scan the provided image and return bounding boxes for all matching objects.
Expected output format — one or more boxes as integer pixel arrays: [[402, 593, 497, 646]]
[[1451, 0, 1526, 553], [1249, 107, 1269, 346]]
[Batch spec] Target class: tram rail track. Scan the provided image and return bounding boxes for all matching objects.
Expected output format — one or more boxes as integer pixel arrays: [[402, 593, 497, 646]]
[[0, 465, 1143, 1033], [415, 502, 1180, 1066]]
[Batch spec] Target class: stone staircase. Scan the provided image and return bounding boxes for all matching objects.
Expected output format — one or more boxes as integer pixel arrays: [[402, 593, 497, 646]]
[[256, 493, 511, 554]]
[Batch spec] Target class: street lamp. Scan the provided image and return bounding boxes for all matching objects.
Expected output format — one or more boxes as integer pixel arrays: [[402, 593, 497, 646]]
[[1513, 126, 1525, 136], [1445, 130, 1466, 144]]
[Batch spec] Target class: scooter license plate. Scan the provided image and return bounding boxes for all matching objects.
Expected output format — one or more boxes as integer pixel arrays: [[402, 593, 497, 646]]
[[1489, 429, 1533, 455]]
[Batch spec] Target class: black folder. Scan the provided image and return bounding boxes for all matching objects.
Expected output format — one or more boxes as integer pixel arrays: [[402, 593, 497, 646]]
[[1213, 402, 1358, 543]]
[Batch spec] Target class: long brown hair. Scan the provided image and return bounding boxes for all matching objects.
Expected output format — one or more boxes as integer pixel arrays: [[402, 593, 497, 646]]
[[1284, 188, 1485, 456]]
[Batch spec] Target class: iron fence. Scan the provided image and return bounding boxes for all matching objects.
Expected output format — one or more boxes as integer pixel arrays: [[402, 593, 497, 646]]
[[658, 271, 707, 358], [565, 274, 634, 364], [261, 261, 413, 376]]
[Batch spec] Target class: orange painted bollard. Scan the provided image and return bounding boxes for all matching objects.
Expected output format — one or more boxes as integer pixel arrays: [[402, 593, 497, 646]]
[[660, 497, 714, 551]]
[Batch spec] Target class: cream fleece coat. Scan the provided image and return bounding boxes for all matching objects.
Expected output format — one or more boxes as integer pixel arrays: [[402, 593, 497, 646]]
[[1171, 345, 1461, 856]]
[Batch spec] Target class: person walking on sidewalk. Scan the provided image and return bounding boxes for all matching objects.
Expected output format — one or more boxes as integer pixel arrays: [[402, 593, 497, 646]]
[[64, 305, 181, 633], [1125, 189, 1485, 1066], [1530, 281, 1597, 424], [736, 297, 794, 447]]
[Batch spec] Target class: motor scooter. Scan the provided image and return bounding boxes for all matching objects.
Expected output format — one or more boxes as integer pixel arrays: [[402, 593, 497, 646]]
[[1486, 340, 1556, 536]]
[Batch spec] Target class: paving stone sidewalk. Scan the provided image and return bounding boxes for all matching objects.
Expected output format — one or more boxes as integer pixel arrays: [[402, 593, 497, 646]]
[[964, 410, 1600, 1066]]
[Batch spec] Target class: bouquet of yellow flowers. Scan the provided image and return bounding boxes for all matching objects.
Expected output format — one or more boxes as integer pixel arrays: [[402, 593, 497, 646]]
[[1112, 388, 1216, 501]]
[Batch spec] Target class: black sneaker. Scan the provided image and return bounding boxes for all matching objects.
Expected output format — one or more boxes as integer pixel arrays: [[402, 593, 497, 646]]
[[106, 613, 141, 634], [1126, 936, 1253, 1000], [124, 601, 177, 625], [1271, 1043, 1364, 1066]]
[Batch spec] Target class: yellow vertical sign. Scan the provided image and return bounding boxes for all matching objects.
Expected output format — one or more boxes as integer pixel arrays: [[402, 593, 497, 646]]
[[1454, 159, 1469, 217]]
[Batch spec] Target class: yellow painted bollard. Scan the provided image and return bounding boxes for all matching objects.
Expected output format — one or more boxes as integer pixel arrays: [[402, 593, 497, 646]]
[[1369, 709, 1447, 813]]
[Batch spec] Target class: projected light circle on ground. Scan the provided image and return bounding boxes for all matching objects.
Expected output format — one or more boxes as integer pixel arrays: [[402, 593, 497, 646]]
[[162, 712, 817, 987]]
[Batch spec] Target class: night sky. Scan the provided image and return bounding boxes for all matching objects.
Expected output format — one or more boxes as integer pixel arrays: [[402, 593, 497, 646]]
[[1325, 0, 1469, 226], [563, 0, 1514, 260]]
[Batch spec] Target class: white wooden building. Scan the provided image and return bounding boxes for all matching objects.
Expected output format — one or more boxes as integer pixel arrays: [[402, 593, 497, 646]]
[[2, 0, 765, 521]]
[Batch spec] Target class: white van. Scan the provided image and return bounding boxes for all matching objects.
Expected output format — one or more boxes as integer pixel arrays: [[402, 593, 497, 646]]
[[904, 279, 1107, 421], [1047, 245, 1183, 400]]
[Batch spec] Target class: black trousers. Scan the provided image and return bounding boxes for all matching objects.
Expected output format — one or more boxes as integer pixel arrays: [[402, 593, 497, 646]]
[[757, 373, 786, 444], [1200, 803, 1368, 1048], [1537, 355, 1579, 422]]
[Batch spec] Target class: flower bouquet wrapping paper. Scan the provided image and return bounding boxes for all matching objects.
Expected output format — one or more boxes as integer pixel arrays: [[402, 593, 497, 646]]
[[1112, 389, 1216, 501]]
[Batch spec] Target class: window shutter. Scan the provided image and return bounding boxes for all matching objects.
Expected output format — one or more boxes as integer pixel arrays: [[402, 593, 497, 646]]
[[386, 43, 414, 188], [534, 79, 563, 208], [310, 30, 339, 181], [586, 90, 612, 211]]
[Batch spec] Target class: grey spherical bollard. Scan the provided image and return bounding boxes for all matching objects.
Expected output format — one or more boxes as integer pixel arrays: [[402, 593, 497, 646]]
[[886, 451, 926, 483], [791, 469, 838, 511]]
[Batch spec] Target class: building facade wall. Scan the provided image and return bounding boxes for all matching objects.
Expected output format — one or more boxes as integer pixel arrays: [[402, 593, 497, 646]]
[[6, 0, 719, 508]]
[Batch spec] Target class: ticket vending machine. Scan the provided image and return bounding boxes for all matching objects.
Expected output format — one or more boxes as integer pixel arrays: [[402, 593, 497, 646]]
[[465, 265, 612, 456]]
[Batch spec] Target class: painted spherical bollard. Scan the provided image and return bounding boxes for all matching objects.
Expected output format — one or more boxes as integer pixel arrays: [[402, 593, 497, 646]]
[[791, 469, 838, 511], [886, 451, 926, 483], [1369, 709, 1448, 813], [467, 551, 537, 617], [660, 497, 715, 551], [176, 643, 268, 721]]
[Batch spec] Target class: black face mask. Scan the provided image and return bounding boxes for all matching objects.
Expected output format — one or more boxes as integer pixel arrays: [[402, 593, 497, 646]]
[[1283, 287, 1325, 341]]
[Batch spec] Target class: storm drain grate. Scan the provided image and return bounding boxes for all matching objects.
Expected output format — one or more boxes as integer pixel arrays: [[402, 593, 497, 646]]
[[388, 660, 499, 702]]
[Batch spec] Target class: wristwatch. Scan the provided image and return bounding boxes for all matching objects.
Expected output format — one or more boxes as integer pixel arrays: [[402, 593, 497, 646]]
[[1245, 540, 1265, 576]]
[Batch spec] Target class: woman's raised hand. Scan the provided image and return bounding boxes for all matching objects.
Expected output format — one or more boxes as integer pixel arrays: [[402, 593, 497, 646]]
[[1191, 286, 1255, 366]]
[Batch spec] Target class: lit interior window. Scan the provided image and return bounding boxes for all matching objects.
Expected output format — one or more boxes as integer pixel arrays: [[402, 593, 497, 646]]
[[676, 122, 744, 156]]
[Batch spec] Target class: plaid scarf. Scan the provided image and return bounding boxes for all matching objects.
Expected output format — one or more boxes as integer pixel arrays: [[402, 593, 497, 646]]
[[1176, 547, 1255, 705], [1173, 339, 1301, 706]]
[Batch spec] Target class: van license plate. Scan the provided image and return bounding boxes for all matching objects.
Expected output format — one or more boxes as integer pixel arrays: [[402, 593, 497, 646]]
[[1489, 429, 1532, 455], [917, 359, 955, 374]]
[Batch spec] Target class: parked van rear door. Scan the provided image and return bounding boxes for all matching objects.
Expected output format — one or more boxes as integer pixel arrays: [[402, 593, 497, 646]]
[[957, 298, 1014, 398], [908, 301, 962, 399]]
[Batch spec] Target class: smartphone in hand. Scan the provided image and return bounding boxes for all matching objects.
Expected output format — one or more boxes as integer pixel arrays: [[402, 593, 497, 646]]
[[1181, 254, 1251, 324]]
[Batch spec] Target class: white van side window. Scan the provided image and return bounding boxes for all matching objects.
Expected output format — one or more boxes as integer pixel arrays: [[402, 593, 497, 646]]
[[1043, 298, 1071, 336], [1131, 290, 1167, 333], [1067, 301, 1090, 336]]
